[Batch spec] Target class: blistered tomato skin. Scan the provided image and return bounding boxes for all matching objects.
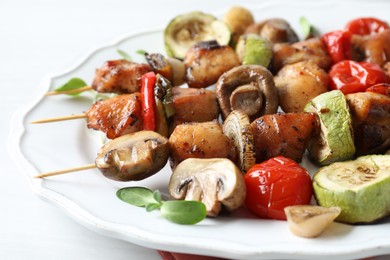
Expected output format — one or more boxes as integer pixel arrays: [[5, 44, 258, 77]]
[[345, 17, 390, 36], [321, 30, 352, 64], [329, 60, 390, 95], [244, 156, 313, 220]]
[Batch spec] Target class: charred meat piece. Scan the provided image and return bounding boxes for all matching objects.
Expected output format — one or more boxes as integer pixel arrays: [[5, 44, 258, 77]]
[[274, 61, 330, 113], [184, 40, 240, 88], [346, 92, 390, 155], [272, 38, 332, 73], [86, 93, 143, 139], [168, 121, 237, 168], [170, 87, 220, 131], [91, 60, 152, 94], [251, 113, 317, 162]]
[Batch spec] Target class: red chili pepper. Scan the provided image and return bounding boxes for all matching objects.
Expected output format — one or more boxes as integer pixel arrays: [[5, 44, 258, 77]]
[[244, 156, 313, 220], [141, 71, 156, 131], [345, 17, 390, 36], [321, 30, 352, 64], [329, 60, 390, 94]]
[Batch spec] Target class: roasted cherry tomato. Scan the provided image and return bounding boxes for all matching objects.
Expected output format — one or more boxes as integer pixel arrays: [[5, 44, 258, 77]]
[[321, 30, 352, 64], [244, 156, 313, 220], [141, 71, 157, 131], [329, 60, 390, 94], [345, 17, 390, 36], [366, 83, 390, 97]]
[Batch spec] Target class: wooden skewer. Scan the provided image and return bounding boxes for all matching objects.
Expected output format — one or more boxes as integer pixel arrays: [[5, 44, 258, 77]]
[[30, 113, 87, 124], [33, 164, 97, 178], [45, 86, 93, 96]]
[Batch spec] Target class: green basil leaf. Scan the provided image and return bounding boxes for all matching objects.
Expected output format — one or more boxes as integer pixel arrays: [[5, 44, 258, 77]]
[[54, 78, 87, 96], [145, 202, 162, 212], [299, 17, 312, 39], [160, 200, 207, 225], [117, 49, 133, 61], [153, 190, 162, 203], [136, 49, 147, 55], [116, 187, 157, 207]]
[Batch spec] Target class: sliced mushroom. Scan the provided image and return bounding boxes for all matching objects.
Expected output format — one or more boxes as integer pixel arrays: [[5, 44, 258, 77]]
[[223, 110, 255, 172], [215, 64, 278, 120], [168, 158, 246, 217], [284, 205, 341, 238], [96, 131, 169, 181]]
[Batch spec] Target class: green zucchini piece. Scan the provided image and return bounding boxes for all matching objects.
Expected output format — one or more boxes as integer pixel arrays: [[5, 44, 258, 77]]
[[164, 11, 231, 59], [304, 90, 355, 165], [313, 154, 390, 224], [235, 34, 272, 67]]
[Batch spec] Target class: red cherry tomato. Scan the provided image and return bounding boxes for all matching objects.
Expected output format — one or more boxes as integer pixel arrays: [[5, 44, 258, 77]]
[[366, 83, 390, 97], [345, 17, 390, 36], [321, 30, 352, 64], [244, 156, 313, 220], [329, 60, 390, 94]]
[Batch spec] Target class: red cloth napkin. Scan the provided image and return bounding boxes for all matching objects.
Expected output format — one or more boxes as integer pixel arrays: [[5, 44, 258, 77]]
[[158, 251, 225, 260]]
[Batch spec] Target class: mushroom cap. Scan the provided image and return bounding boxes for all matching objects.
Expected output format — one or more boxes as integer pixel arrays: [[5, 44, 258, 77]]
[[96, 131, 169, 181], [216, 64, 279, 120], [168, 158, 246, 217]]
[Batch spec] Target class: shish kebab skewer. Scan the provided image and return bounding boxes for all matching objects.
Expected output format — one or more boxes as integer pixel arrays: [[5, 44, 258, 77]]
[[45, 54, 185, 96], [32, 73, 220, 140]]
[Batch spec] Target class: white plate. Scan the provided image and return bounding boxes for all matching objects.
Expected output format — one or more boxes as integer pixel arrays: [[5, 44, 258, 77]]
[[8, 0, 390, 259]]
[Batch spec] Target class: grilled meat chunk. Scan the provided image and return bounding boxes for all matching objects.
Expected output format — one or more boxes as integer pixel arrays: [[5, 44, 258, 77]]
[[86, 93, 143, 139], [91, 60, 151, 94], [251, 113, 317, 162], [170, 87, 220, 131], [184, 40, 240, 88], [272, 38, 332, 73], [346, 92, 390, 155]]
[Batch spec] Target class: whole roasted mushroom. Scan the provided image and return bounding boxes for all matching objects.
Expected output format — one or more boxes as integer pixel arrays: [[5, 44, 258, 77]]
[[245, 18, 299, 44], [215, 64, 279, 120], [168, 158, 246, 217], [96, 131, 169, 181]]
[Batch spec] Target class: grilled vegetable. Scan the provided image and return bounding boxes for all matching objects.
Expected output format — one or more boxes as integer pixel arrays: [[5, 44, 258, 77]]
[[284, 205, 341, 238], [245, 18, 299, 44], [313, 154, 390, 224], [216, 64, 278, 121], [223, 110, 255, 173], [169, 158, 246, 217], [164, 11, 231, 59], [95, 131, 169, 181], [235, 34, 272, 67], [244, 156, 313, 220], [304, 90, 355, 165], [223, 6, 255, 46]]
